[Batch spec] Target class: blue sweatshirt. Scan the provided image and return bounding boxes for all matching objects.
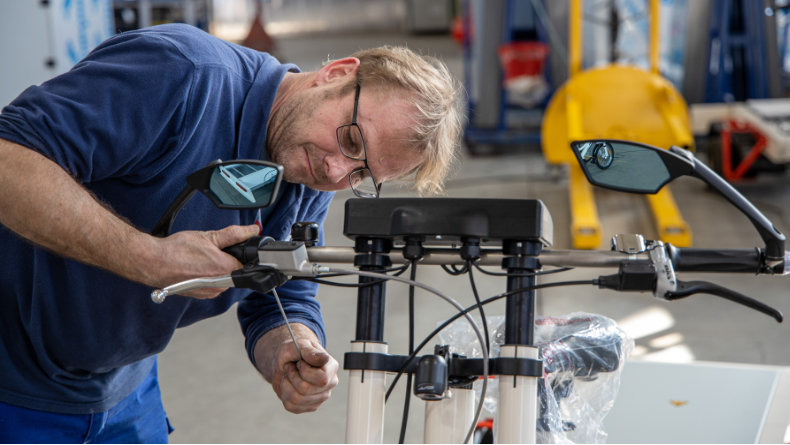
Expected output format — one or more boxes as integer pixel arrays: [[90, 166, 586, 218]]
[[0, 24, 332, 414]]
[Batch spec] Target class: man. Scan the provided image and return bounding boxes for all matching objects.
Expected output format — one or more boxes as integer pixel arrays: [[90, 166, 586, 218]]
[[0, 24, 461, 442]]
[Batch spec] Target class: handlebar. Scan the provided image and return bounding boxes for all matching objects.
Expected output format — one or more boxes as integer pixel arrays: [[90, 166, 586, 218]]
[[665, 245, 762, 274], [223, 238, 780, 275], [304, 247, 649, 268], [167, 237, 786, 322]]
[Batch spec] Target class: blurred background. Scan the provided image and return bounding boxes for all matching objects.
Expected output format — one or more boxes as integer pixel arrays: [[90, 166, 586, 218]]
[[3, 0, 790, 442]]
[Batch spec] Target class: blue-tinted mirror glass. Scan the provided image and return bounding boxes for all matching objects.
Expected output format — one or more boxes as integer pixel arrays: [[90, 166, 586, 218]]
[[574, 141, 670, 193], [208, 163, 279, 207]]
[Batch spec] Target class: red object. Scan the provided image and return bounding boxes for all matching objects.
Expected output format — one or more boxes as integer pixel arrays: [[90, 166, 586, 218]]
[[452, 16, 464, 45], [476, 418, 494, 430], [243, 1, 275, 54], [720, 119, 768, 181], [243, 16, 275, 53], [497, 42, 550, 81]]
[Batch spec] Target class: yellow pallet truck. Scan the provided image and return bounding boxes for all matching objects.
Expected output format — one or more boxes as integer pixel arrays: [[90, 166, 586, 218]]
[[542, 0, 694, 249]]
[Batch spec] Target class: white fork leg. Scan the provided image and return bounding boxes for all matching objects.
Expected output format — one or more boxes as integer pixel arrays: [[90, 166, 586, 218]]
[[424, 387, 475, 444], [496, 345, 539, 444], [346, 342, 388, 444]]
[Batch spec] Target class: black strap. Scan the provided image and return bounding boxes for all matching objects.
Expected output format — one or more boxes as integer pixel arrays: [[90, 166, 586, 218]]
[[343, 352, 543, 378]]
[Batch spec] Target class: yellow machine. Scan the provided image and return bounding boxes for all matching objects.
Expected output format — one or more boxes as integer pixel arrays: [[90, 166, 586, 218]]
[[542, 0, 694, 249]]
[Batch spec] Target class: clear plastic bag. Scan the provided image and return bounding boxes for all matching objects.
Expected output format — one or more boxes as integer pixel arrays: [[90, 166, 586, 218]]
[[437, 312, 634, 444]]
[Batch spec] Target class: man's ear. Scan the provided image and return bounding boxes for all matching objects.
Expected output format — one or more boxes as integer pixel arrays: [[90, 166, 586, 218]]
[[315, 58, 360, 86]]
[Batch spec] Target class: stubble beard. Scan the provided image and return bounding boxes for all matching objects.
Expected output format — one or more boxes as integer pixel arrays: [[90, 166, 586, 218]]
[[267, 90, 331, 186]]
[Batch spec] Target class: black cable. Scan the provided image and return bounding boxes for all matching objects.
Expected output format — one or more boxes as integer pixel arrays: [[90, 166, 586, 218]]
[[440, 263, 469, 276], [393, 263, 412, 277], [398, 261, 418, 444], [472, 262, 574, 277], [467, 260, 490, 353], [299, 277, 387, 288], [384, 280, 597, 403], [299, 261, 412, 287], [317, 263, 410, 278]]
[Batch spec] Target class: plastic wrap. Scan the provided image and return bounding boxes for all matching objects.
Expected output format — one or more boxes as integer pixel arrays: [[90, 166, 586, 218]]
[[437, 312, 634, 444]]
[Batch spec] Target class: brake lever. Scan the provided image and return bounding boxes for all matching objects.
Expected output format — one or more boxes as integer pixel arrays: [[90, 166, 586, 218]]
[[150, 264, 289, 304], [664, 280, 783, 323]]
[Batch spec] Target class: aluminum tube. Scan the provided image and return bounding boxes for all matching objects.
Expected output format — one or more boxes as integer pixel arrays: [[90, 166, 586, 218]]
[[540, 250, 649, 267], [424, 388, 475, 444], [307, 247, 646, 268], [346, 342, 388, 444], [496, 345, 539, 444], [307, 247, 497, 265]]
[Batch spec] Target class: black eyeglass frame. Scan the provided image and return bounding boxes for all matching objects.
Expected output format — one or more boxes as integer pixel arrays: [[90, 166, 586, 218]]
[[335, 82, 381, 198]]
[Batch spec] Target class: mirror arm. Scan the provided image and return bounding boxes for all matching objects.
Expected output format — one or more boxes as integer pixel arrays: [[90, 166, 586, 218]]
[[151, 159, 223, 238], [670, 146, 786, 260], [151, 185, 198, 238]]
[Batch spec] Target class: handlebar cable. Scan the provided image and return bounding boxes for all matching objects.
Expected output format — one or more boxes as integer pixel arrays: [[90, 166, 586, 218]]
[[316, 262, 411, 278], [296, 261, 413, 288], [383, 279, 597, 409], [397, 261, 419, 444], [472, 261, 575, 277], [441, 263, 469, 275], [467, 260, 491, 353], [322, 268, 488, 445]]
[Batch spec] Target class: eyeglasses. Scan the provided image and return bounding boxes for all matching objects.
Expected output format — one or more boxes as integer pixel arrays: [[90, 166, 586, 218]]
[[336, 82, 381, 198]]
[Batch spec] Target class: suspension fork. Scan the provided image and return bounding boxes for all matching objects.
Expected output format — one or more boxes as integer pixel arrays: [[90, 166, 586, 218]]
[[346, 237, 392, 444], [498, 240, 542, 444]]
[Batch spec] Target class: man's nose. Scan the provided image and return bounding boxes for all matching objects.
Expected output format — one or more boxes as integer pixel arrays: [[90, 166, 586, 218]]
[[324, 154, 362, 183]]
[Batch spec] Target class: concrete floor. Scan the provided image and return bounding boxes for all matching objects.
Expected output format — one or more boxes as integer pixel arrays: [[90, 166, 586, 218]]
[[157, 31, 790, 443]]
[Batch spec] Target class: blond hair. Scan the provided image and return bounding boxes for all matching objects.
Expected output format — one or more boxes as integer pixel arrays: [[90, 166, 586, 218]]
[[327, 46, 463, 196]]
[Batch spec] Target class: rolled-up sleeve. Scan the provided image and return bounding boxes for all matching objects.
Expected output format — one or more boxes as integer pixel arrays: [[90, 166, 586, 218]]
[[237, 190, 334, 367]]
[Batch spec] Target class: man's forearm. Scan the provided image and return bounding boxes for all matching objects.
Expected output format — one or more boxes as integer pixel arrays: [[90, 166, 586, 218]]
[[253, 323, 320, 382], [0, 138, 158, 284]]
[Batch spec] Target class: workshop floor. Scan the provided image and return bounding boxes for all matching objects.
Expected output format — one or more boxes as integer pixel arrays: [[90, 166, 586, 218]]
[[157, 31, 790, 443]]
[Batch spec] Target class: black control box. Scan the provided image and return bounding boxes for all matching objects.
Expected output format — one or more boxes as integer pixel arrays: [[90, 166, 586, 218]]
[[343, 198, 553, 247]]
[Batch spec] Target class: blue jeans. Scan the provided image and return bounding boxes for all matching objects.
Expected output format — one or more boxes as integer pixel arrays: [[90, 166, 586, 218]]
[[0, 357, 173, 443]]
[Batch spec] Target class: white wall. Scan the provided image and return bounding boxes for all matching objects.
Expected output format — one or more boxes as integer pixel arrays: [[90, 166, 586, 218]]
[[0, 0, 113, 107]]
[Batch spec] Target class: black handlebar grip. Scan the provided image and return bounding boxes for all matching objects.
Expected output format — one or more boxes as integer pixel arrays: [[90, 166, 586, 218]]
[[666, 244, 761, 273], [222, 236, 271, 265]]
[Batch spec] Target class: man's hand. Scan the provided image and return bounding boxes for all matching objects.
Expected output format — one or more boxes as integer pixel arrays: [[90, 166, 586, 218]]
[[256, 324, 339, 414], [271, 338, 339, 414], [151, 224, 260, 299], [0, 139, 259, 299]]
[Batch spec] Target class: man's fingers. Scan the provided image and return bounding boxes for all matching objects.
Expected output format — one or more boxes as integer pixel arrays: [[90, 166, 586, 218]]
[[285, 361, 339, 396], [279, 370, 331, 413], [210, 224, 260, 250], [276, 343, 302, 372], [295, 359, 339, 389], [297, 341, 332, 368]]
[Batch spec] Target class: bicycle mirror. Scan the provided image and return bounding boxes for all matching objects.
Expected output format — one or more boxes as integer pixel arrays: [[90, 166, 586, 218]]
[[186, 160, 284, 210], [569, 139, 694, 194]]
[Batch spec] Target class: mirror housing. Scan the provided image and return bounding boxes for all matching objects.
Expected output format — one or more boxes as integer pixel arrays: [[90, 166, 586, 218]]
[[186, 160, 283, 210], [151, 159, 283, 238], [570, 139, 694, 194], [569, 139, 785, 264]]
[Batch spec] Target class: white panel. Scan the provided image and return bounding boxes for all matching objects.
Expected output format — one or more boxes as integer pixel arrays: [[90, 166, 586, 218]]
[[605, 361, 781, 443], [0, 0, 53, 106], [0, 0, 114, 108], [49, 0, 114, 76]]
